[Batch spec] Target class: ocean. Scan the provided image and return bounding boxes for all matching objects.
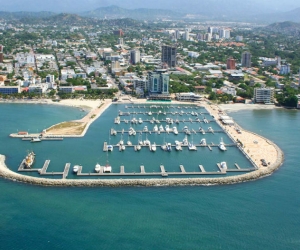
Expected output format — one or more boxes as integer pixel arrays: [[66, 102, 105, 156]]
[[0, 103, 299, 250]]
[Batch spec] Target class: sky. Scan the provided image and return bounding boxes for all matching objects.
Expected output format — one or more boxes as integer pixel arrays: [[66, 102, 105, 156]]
[[0, 0, 299, 14]]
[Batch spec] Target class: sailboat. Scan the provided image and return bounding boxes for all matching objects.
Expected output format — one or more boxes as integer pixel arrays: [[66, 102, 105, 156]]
[[188, 135, 197, 151]]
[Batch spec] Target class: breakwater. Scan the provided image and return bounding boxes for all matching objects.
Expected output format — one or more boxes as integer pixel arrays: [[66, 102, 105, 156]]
[[0, 138, 284, 187]]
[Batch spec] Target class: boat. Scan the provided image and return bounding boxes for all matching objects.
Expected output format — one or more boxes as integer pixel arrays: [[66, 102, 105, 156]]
[[203, 118, 208, 124], [182, 135, 189, 146], [143, 126, 148, 132], [173, 127, 178, 135], [103, 163, 112, 173], [127, 140, 132, 146], [73, 165, 80, 173], [200, 138, 206, 146], [153, 125, 158, 132], [175, 141, 182, 151], [24, 151, 35, 168], [165, 125, 170, 133], [208, 127, 214, 133], [121, 145, 126, 151], [166, 142, 172, 151], [220, 161, 228, 170], [219, 138, 227, 151], [119, 136, 124, 145], [138, 118, 143, 124], [159, 125, 165, 132], [31, 137, 41, 142], [95, 163, 101, 173], [107, 145, 113, 151], [136, 144, 141, 151], [151, 143, 157, 152], [144, 134, 150, 146], [188, 142, 197, 151], [148, 111, 152, 116]]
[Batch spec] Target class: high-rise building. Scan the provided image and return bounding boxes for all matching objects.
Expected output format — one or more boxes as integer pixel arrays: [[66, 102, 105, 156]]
[[241, 52, 252, 68], [113, 29, 124, 36], [184, 29, 190, 41], [205, 33, 212, 42], [254, 87, 275, 104], [161, 45, 177, 68], [236, 36, 243, 42], [175, 30, 181, 40], [279, 64, 290, 75], [118, 38, 124, 45], [148, 69, 169, 95], [0, 45, 4, 63], [226, 57, 236, 70], [130, 50, 140, 65]]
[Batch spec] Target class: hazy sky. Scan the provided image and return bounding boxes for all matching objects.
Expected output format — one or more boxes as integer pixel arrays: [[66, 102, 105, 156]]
[[0, 0, 299, 14]]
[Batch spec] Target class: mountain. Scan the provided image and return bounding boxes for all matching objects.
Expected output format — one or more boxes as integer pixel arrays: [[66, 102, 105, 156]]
[[0, 11, 55, 20], [251, 7, 300, 23], [263, 21, 300, 36], [81, 5, 184, 20]]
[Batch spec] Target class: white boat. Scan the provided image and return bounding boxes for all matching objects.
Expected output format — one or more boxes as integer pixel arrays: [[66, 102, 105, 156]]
[[143, 126, 148, 132], [73, 165, 80, 173], [148, 111, 152, 116], [200, 138, 206, 146], [107, 145, 113, 151], [153, 125, 158, 132], [208, 127, 214, 133], [165, 125, 170, 133], [144, 134, 150, 146], [127, 140, 132, 146], [220, 161, 228, 170], [182, 135, 189, 146], [31, 137, 41, 142], [219, 138, 227, 151], [175, 141, 182, 151], [188, 142, 197, 151], [103, 164, 112, 173], [173, 127, 178, 135], [138, 118, 143, 124], [161, 144, 167, 151], [95, 163, 101, 173], [203, 118, 208, 124], [166, 143, 172, 151], [131, 118, 137, 124], [136, 145, 141, 151], [119, 139, 124, 145], [151, 143, 157, 152], [159, 125, 165, 132]]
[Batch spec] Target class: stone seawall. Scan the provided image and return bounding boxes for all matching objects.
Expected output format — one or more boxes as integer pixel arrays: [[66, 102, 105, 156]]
[[0, 139, 284, 187]]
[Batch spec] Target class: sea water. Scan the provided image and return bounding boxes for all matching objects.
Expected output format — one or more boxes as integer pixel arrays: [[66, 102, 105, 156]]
[[0, 104, 299, 249]]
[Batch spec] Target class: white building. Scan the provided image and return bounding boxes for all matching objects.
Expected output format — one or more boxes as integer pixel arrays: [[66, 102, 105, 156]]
[[254, 87, 275, 104], [29, 83, 48, 94], [61, 68, 76, 80], [175, 92, 202, 101], [280, 64, 290, 75], [130, 49, 140, 65]]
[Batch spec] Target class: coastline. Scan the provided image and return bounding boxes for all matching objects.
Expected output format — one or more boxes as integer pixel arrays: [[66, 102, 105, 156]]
[[0, 100, 285, 187]]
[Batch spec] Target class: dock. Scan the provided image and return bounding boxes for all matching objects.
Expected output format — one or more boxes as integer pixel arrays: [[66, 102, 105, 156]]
[[120, 165, 125, 174], [207, 145, 212, 151], [199, 165, 205, 172], [39, 160, 51, 174], [180, 165, 186, 173], [18, 159, 40, 172], [103, 142, 108, 152], [235, 163, 241, 169], [62, 163, 70, 179], [21, 137, 63, 141], [140, 165, 145, 174], [160, 165, 168, 177]]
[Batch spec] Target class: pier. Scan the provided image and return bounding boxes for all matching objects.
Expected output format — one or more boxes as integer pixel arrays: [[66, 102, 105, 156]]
[[199, 165, 205, 172]]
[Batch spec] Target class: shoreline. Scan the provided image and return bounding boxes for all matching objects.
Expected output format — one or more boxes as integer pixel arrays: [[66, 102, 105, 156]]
[[0, 99, 285, 187]]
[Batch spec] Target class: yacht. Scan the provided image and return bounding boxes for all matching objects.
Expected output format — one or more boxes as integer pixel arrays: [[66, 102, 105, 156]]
[[203, 118, 208, 124], [144, 134, 150, 146], [143, 126, 148, 132], [188, 142, 197, 151], [127, 140, 132, 146], [31, 137, 41, 143], [138, 118, 143, 124], [136, 144, 141, 151], [24, 151, 35, 169], [148, 111, 152, 116], [119, 137, 124, 145], [103, 163, 112, 173], [182, 136, 189, 146], [159, 125, 165, 132], [166, 143, 172, 151], [151, 143, 157, 152], [165, 125, 170, 133], [73, 165, 80, 173], [95, 163, 101, 173], [208, 127, 214, 133], [161, 143, 167, 151], [175, 141, 182, 151], [107, 145, 113, 151], [219, 138, 227, 151], [173, 127, 178, 135], [220, 161, 228, 170], [200, 138, 207, 146], [153, 125, 158, 132]]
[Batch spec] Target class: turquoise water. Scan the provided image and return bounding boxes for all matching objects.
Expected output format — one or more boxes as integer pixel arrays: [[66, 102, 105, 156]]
[[0, 104, 300, 249]]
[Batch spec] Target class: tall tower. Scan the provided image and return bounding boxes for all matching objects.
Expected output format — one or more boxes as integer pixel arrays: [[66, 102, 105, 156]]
[[226, 57, 236, 70], [0, 45, 4, 63], [130, 50, 140, 65], [161, 45, 177, 68], [241, 51, 251, 68]]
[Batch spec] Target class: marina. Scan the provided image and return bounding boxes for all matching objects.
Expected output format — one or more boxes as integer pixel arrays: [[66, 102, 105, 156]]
[[5, 102, 281, 181]]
